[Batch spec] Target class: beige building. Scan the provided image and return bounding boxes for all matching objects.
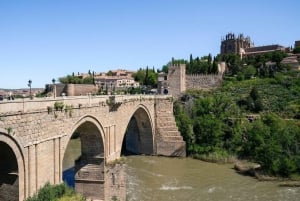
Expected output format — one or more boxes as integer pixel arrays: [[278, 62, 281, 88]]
[[220, 32, 290, 59], [94, 69, 140, 90]]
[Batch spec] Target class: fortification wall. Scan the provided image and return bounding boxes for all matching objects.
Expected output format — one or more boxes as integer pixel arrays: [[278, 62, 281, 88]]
[[167, 64, 186, 97], [65, 84, 99, 96], [51, 84, 99, 97], [185, 74, 222, 90]]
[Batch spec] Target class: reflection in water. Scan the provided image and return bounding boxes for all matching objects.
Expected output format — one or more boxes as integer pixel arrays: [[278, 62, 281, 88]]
[[62, 167, 75, 188], [62, 138, 81, 187], [126, 156, 300, 201]]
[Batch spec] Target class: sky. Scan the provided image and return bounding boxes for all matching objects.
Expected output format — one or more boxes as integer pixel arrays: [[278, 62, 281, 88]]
[[0, 0, 299, 89]]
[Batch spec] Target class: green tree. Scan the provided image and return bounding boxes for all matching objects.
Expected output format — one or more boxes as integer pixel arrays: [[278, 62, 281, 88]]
[[174, 101, 194, 153], [144, 66, 149, 85], [82, 76, 94, 84], [243, 65, 256, 79], [162, 65, 169, 73], [293, 47, 300, 54], [107, 70, 113, 76], [133, 67, 157, 87], [211, 59, 218, 74]]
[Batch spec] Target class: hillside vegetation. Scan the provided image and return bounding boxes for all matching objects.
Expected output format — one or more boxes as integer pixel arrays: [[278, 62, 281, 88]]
[[174, 52, 300, 178]]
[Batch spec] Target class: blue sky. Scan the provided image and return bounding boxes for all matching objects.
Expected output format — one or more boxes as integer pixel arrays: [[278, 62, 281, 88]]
[[0, 0, 299, 89]]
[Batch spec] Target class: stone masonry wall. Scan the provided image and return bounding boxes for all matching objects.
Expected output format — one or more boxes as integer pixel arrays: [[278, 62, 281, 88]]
[[162, 64, 224, 98], [186, 74, 223, 90], [53, 84, 99, 97], [105, 163, 126, 201], [167, 64, 186, 98]]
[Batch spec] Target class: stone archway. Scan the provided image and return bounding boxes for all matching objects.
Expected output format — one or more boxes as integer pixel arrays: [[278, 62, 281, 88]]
[[122, 107, 154, 155], [62, 117, 105, 201], [0, 132, 25, 201]]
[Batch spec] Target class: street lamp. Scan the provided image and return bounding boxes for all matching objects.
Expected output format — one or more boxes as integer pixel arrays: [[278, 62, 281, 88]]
[[92, 71, 95, 85], [28, 79, 32, 99], [110, 82, 113, 94], [52, 78, 56, 98]]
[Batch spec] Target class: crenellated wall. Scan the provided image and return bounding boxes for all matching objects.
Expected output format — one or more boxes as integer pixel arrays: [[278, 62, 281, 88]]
[[158, 64, 224, 98], [186, 74, 223, 90]]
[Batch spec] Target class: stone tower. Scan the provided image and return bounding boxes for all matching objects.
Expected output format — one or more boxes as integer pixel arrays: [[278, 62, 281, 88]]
[[220, 33, 253, 55], [168, 64, 186, 97]]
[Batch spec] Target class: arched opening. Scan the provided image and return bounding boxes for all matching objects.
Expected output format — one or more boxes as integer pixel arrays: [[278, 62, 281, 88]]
[[62, 132, 81, 188], [122, 107, 153, 155], [0, 141, 19, 201], [62, 121, 105, 200]]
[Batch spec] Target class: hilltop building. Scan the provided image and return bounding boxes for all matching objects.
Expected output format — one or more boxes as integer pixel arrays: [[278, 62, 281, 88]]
[[93, 69, 139, 89], [220, 33, 299, 69], [221, 33, 254, 56], [220, 32, 290, 59]]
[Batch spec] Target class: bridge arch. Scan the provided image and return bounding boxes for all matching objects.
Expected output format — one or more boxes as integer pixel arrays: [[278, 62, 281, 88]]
[[0, 129, 25, 201], [62, 115, 105, 200], [121, 104, 155, 155]]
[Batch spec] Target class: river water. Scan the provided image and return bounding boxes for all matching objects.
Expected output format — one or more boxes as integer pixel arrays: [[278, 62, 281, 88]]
[[63, 140, 300, 201], [126, 156, 300, 201]]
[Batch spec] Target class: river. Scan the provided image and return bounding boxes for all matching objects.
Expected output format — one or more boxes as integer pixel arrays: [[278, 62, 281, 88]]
[[126, 156, 300, 201], [63, 139, 300, 201]]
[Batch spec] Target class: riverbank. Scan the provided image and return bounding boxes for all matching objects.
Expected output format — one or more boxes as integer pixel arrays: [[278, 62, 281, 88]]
[[234, 160, 300, 186], [191, 153, 237, 164], [190, 154, 300, 186]]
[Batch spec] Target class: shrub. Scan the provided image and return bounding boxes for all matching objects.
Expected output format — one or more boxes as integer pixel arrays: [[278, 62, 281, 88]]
[[26, 182, 86, 201], [54, 102, 64, 111]]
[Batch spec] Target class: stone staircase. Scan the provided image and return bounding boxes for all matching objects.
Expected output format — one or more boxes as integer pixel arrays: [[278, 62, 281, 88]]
[[155, 101, 186, 156]]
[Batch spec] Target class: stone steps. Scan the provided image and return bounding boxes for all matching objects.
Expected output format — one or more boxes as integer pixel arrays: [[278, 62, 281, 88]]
[[157, 130, 181, 136], [156, 117, 176, 122], [157, 127, 178, 132], [155, 101, 186, 156], [158, 136, 183, 142]]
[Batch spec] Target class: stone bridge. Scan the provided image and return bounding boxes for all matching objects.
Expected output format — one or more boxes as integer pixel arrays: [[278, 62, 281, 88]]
[[0, 95, 185, 201]]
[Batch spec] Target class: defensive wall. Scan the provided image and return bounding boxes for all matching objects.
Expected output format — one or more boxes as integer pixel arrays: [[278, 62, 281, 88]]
[[158, 63, 225, 98]]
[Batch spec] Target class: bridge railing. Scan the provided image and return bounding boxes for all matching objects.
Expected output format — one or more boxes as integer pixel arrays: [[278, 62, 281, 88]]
[[0, 94, 172, 115]]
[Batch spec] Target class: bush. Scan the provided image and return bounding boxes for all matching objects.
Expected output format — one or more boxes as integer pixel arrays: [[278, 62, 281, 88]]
[[26, 183, 86, 201], [54, 102, 64, 111]]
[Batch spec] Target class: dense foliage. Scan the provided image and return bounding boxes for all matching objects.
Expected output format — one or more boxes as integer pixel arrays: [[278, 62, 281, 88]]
[[59, 71, 95, 84], [132, 66, 158, 87], [175, 68, 300, 177], [162, 54, 219, 74], [216, 51, 288, 78], [26, 183, 85, 201]]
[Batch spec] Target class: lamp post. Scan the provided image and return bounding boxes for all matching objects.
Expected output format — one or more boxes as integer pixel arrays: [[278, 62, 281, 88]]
[[52, 78, 56, 98], [28, 79, 32, 99], [92, 71, 95, 85], [110, 82, 113, 95]]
